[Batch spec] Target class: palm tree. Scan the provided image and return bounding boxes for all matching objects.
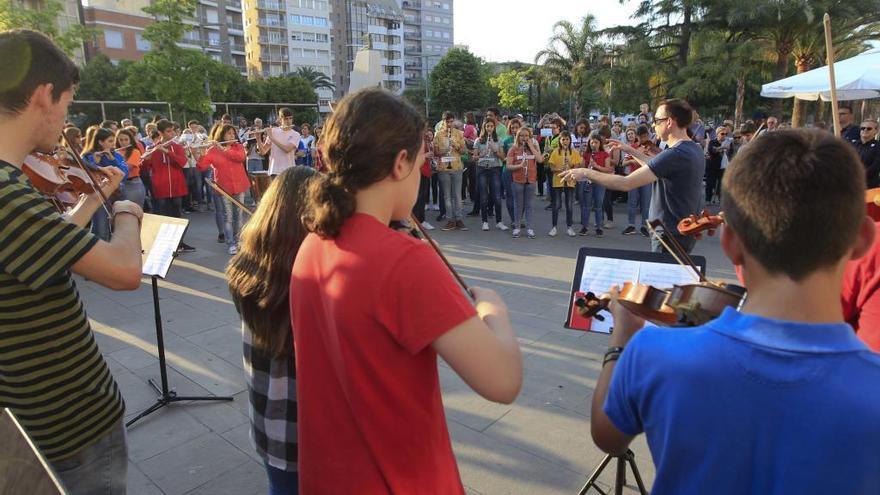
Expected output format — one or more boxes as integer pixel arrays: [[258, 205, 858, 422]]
[[535, 15, 602, 120], [290, 66, 335, 92]]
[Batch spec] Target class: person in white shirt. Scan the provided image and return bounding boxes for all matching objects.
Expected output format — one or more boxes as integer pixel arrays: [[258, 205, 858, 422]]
[[261, 108, 301, 176]]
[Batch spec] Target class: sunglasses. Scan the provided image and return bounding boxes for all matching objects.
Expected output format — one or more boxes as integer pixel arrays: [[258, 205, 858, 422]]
[[861, 127, 877, 131]]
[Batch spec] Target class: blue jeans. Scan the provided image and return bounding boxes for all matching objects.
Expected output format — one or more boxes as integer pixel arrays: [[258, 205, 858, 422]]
[[551, 186, 574, 227], [223, 192, 245, 247], [185, 167, 202, 204], [52, 419, 127, 495], [627, 183, 652, 226], [265, 462, 298, 495], [578, 182, 605, 228], [512, 182, 535, 229], [478, 166, 503, 223], [438, 170, 463, 221], [123, 177, 146, 209], [502, 168, 515, 223]]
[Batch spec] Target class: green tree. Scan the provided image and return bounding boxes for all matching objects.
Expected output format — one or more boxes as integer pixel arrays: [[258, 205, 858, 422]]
[[402, 80, 428, 116], [250, 75, 318, 124], [141, 0, 198, 53], [535, 15, 602, 120], [76, 54, 132, 100], [489, 69, 530, 113], [291, 66, 336, 92], [121, 50, 213, 113], [429, 48, 490, 117], [0, 0, 97, 56]]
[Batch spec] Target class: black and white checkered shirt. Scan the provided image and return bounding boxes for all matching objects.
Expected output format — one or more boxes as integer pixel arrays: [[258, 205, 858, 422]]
[[242, 324, 297, 471]]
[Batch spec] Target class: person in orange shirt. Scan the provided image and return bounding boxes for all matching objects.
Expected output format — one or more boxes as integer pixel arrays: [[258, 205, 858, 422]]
[[197, 124, 249, 254], [115, 128, 144, 208]]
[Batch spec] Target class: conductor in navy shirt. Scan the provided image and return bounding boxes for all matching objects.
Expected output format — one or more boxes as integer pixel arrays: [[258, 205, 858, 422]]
[[592, 130, 880, 494], [561, 99, 704, 253]]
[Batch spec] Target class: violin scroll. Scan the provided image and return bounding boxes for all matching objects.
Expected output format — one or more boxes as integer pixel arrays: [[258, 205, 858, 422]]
[[677, 210, 725, 238]]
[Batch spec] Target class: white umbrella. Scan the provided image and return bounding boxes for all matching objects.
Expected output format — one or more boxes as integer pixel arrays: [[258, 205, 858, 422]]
[[760, 48, 880, 101]]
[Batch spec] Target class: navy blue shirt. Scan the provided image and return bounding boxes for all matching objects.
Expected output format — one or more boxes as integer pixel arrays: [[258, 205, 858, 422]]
[[606, 308, 880, 494], [647, 140, 704, 252]]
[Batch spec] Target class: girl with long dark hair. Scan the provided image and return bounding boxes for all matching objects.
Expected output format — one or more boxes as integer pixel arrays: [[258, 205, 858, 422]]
[[81, 127, 128, 241], [115, 128, 144, 208]]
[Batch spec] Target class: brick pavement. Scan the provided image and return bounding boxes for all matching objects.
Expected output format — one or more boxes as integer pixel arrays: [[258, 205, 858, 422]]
[[78, 198, 730, 495]]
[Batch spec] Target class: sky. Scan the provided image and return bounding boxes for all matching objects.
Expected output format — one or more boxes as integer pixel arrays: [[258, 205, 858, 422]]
[[454, 1, 639, 64]]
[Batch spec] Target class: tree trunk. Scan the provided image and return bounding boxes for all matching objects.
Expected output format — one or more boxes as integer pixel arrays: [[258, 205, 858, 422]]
[[735, 75, 746, 128], [771, 40, 794, 118], [790, 57, 813, 128], [679, 3, 692, 68]]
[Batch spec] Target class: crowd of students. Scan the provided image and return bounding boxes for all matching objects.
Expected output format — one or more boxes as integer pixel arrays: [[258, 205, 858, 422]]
[[6, 29, 880, 495]]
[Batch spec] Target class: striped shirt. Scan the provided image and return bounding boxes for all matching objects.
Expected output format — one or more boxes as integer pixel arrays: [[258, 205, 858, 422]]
[[0, 160, 124, 462], [241, 322, 297, 471]]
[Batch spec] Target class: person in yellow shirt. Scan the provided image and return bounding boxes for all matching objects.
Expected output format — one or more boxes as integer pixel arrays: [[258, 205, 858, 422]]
[[546, 131, 582, 237], [432, 111, 467, 231]]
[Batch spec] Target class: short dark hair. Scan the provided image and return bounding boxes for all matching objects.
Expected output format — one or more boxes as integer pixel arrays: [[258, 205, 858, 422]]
[[442, 111, 455, 120], [187, 119, 200, 127], [840, 104, 853, 114], [156, 119, 174, 132], [279, 107, 293, 118], [0, 30, 80, 115], [657, 98, 694, 128], [722, 130, 865, 280], [486, 107, 499, 116], [636, 124, 651, 137], [221, 113, 232, 121]]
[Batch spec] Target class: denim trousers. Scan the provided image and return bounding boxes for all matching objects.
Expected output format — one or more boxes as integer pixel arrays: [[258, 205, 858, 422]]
[[52, 419, 127, 495], [478, 166, 503, 223], [578, 182, 605, 228], [122, 177, 146, 209], [627, 183, 652, 226], [437, 170, 463, 220], [512, 182, 535, 229], [551, 186, 574, 227], [184, 167, 202, 204], [502, 168, 515, 223], [153, 196, 183, 218], [222, 193, 245, 247], [265, 463, 298, 495]]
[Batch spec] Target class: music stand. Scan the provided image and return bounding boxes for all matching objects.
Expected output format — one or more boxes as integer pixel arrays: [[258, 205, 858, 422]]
[[577, 450, 648, 495], [126, 214, 233, 428]]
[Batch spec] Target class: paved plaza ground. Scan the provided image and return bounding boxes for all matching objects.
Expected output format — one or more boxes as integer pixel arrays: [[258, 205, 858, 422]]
[[79, 198, 731, 495]]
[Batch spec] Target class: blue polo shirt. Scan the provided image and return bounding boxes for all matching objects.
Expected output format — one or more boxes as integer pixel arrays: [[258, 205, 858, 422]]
[[605, 308, 880, 494]]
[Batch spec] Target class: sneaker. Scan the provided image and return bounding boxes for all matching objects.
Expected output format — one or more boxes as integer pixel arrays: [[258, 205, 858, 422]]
[[217, 233, 225, 243], [512, 228, 521, 238], [421, 221, 435, 230], [482, 222, 490, 231], [456, 220, 468, 231], [567, 227, 576, 237], [527, 229, 536, 239], [622, 226, 637, 235], [442, 221, 457, 231], [640, 226, 650, 237], [596, 228, 604, 237], [579, 227, 589, 236], [177, 242, 196, 253], [227, 245, 238, 255], [603, 221, 614, 229], [548, 226, 557, 237], [436, 214, 447, 222], [496, 222, 509, 231]]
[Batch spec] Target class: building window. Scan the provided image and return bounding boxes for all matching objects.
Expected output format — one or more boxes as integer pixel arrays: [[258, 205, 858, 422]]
[[443, 31, 450, 39], [135, 32, 151, 51], [205, 9, 219, 24], [443, 17, 450, 24], [425, 29, 433, 38], [315, 33, 328, 43], [291, 31, 302, 41], [302, 15, 314, 25], [291, 14, 301, 24], [314, 17, 328, 27], [104, 30, 124, 49]]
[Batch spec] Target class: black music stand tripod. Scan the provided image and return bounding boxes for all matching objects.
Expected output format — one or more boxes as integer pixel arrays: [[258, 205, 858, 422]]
[[126, 273, 234, 428], [577, 450, 648, 495]]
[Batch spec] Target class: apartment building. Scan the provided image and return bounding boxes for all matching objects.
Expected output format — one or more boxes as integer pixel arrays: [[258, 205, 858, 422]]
[[81, 0, 246, 75], [401, 0, 454, 92], [13, 0, 86, 63]]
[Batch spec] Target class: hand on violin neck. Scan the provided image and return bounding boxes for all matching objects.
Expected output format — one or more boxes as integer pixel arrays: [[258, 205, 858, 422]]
[[471, 287, 509, 321], [607, 285, 646, 346], [94, 165, 123, 197]]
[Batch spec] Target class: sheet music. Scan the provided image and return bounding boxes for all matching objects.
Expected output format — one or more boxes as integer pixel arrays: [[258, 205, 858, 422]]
[[142, 223, 185, 278], [578, 256, 698, 334]]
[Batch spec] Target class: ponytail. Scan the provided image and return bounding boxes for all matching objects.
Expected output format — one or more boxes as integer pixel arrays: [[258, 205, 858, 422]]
[[303, 173, 356, 238]]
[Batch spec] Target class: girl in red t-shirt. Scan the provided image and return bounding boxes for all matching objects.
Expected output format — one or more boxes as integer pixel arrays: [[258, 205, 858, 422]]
[[579, 133, 613, 236], [291, 88, 522, 495]]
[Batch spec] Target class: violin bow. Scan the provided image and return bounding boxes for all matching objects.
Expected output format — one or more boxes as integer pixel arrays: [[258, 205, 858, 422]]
[[204, 176, 254, 216], [59, 132, 114, 227], [409, 214, 475, 300], [646, 220, 705, 283]]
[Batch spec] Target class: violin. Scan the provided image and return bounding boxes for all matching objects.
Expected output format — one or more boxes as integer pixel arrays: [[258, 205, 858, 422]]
[[678, 209, 725, 237], [21, 150, 102, 211], [576, 282, 679, 326]]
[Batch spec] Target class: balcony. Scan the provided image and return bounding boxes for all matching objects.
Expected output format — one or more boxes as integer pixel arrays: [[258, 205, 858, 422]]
[[257, 1, 285, 10], [259, 36, 287, 45], [231, 43, 246, 52], [260, 53, 289, 62], [258, 17, 285, 27], [404, 31, 420, 40], [228, 22, 244, 31], [402, 0, 421, 9]]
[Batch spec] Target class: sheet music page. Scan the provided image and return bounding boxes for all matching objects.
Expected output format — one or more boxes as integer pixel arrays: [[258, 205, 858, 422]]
[[142, 223, 185, 278], [637, 261, 700, 287], [579, 257, 641, 333]]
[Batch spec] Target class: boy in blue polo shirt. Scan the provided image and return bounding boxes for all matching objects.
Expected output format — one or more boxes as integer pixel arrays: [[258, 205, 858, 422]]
[[591, 129, 880, 494]]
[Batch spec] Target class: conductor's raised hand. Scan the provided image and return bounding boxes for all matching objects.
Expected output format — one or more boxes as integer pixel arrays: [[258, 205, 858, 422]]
[[605, 138, 635, 155], [559, 167, 588, 182]]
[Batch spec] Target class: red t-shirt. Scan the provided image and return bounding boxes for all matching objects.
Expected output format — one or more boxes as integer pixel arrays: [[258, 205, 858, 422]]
[[290, 213, 476, 494], [842, 222, 880, 351]]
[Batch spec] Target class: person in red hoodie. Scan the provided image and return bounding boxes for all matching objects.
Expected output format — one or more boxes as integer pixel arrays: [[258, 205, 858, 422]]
[[197, 124, 249, 255], [141, 119, 195, 252]]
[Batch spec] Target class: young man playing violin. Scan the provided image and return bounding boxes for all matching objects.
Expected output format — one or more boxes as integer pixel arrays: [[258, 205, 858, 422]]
[[591, 129, 880, 494], [0, 30, 144, 495], [561, 99, 704, 254]]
